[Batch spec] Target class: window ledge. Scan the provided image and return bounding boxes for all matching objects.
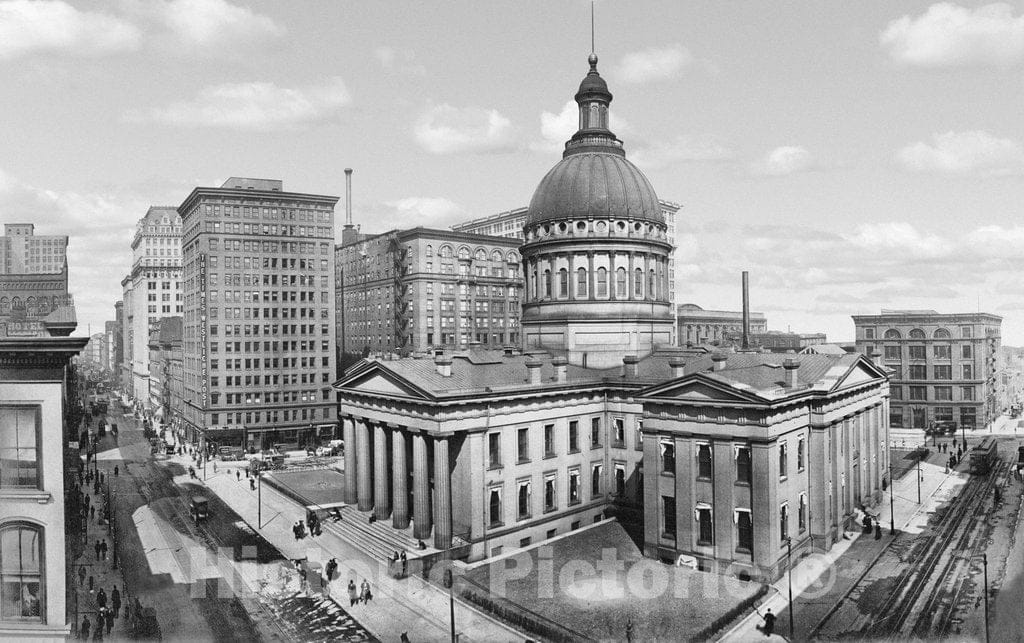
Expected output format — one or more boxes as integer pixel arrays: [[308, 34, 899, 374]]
[[0, 490, 50, 503], [487, 464, 503, 472], [568, 499, 581, 506], [660, 471, 675, 478], [488, 521, 504, 529], [543, 506, 558, 514], [543, 453, 556, 460], [696, 539, 714, 547], [568, 448, 580, 455], [735, 480, 751, 487], [516, 458, 530, 465]]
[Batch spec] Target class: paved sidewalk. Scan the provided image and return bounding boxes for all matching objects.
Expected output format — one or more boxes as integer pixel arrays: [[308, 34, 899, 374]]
[[170, 451, 528, 643], [719, 451, 971, 642]]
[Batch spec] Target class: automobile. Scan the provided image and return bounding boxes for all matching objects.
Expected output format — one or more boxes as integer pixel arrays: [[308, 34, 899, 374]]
[[189, 496, 209, 523], [218, 446, 244, 461], [926, 420, 957, 436]]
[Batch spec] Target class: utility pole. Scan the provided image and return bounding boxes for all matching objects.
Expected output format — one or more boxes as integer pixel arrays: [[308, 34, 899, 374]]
[[917, 458, 922, 505], [982, 553, 990, 643], [785, 537, 794, 638], [889, 459, 896, 535], [257, 471, 262, 528]]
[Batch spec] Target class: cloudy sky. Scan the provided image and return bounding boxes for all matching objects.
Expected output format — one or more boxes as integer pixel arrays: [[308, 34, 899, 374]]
[[4, 0, 1024, 343]]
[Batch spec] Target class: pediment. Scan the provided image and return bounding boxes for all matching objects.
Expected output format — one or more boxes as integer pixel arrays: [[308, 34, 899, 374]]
[[336, 364, 430, 400], [643, 377, 762, 403], [829, 361, 879, 392]]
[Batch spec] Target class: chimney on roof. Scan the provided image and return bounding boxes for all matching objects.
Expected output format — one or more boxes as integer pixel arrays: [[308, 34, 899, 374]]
[[870, 351, 882, 368], [783, 358, 800, 388], [434, 354, 452, 377], [526, 358, 543, 385], [623, 355, 639, 378], [669, 356, 686, 379], [552, 356, 568, 382], [711, 353, 728, 372], [742, 271, 750, 350]]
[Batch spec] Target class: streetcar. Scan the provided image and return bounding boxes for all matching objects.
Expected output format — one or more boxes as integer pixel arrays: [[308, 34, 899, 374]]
[[969, 436, 999, 475]]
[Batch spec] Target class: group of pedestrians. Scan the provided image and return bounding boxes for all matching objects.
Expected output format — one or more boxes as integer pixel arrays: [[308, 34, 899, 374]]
[[93, 539, 109, 561], [77, 582, 121, 639], [389, 550, 409, 578], [346, 579, 373, 606]]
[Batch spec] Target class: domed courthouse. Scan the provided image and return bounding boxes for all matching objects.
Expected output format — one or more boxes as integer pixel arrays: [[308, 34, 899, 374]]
[[335, 54, 891, 582]]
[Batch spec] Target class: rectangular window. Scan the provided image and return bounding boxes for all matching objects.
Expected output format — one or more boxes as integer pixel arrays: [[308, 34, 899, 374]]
[[864, 327, 875, 339], [962, 386, 975, 401], [933, 344, 950, 359], [797, 437, 805, 471], [660, 440, 675, 474], [780, 503, 789, 542], [961, 326, 973, 338], [488, 433, 501, 468], [517, 428, 529, 463], [697, 507, 713, 545], [736, 446, 751, 484], [934, 365, 951, 380], [544, 473, 557, 512], [737, 510, 753, 552], [663, 496, 677, 537], [613, 417, 625, 447], [884, 345, 901, 360], [798, 494, 807, 532], [0, 407, 39, 488], [962, 364, 974, 379], [934, 386, 953, 401], [697, 444, 712, 479], [488, 486, 502, 527], [544, 424, 555, 457], [0, 523, 43, 620], [890, 407, 904, 428], [568, 468, 580, 505], [909, 345, 926, 360], [517, 480, 531, 520], [891, 385, 903, 400], [590, 417, 601, 448], [962, 344, 973, 359], [909, 365, 927, 379], [568, 420, 579, 452], [635, 419, 643, 450], [779, 442, 788, 478], [909, 386, 927, 401], [591, 463, 602, 497]]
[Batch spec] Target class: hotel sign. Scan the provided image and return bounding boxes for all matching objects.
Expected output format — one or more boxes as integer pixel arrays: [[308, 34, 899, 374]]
[[198, 252, 208, 407]]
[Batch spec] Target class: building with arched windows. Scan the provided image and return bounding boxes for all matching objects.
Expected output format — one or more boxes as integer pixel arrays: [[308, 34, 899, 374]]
[[853, 310, 1004, 430], [334, 52, 892, 584]]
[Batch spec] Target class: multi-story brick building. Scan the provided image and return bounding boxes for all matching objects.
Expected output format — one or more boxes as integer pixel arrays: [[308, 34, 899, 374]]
[[148, 316, 182, 427], [853, 310, 1003, 430], [335, 228, 522, 355], [124, 207, 183, 407], [179, 177, 338, 451], [0, 223, 67, 275], [677, 303, 768, 346]]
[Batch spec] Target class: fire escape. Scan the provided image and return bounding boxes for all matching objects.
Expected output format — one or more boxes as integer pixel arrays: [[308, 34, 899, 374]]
[[389, 237, 410, 351]]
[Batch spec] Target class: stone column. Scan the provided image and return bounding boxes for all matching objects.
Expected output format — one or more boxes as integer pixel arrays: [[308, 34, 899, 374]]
[[412, 432, 432, 539], [587, 252, 595, 299], [433, 436, 453, 549], [609, 251, 617, 300], [343, 416, 357, 505], [567, 254, 576, 301], [392, 427, 409, 529], [644, 254, 653, 300], [628, 252, 636, 300], [373, 423, 390, 520], [356, 418, 373, 511]]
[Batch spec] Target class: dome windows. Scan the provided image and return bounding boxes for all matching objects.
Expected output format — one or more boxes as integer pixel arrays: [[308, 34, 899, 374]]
[[577, 267, 588, 297], [597, 267, 608, 297]]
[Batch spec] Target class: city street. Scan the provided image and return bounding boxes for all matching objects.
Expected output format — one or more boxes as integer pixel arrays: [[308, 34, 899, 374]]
[[92, 401, 374, 642]]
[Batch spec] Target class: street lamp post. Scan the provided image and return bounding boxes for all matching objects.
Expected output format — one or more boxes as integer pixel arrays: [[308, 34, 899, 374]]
[[257, 472, 262, 529], [917, 458, 922, 505], [443, 568, 456, 643], [982, 553, 989, 643], [785, 536, 794, 638]]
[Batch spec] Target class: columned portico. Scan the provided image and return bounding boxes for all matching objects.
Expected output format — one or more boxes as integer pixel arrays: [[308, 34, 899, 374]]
[[412, 432, 432, 539], [356, 418, 373, 511], [343, 415, 357, 505], [433, 435, 453, 549], [392, 427, 410, 528], [373, 423, 391, 520]]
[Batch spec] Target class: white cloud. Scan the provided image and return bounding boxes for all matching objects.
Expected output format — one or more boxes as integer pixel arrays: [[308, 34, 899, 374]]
[[750, 146, 814, 177], [414, 104, 515, 155], [632, 135, 734, 170], [611, 44, 692, 83], [153, 0, 284, 48], [374, 45, 426, 74], [126, 77, 351, 130], [0, 0, 141, 60], [897, 130, 1024, 176], [881, 2, 1024, 67], [843, 221, 954, 259], [385, 197, 464, 223]]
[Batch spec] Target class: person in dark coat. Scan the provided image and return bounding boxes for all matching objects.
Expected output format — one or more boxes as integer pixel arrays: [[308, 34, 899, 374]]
[[111, 585, 121, 618], [104, 608, 114, 634], [100, 539, 108, 561], [249, 477, 256, 491], [347, 580, 357, 606], [94, 540, 102, 560], [96, 587, 107, 609], [874, 520, 882, 540], [400, 551, 408, 576], [90, 505, 96, 521], [360, 579, 372, 603], [78, 565, 87, 586], [80, 616, 91, 640], [762, 608, 776, 637]]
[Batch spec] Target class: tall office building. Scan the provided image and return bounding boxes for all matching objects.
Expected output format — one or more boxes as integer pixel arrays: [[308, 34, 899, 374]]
[[677, 303, 768, 346], [125, 207, 183, 406], [0, 223, 67, 275], [178, 177, 339, 451], [335, 227, 522, 355], [853, 310, 1003, 430]]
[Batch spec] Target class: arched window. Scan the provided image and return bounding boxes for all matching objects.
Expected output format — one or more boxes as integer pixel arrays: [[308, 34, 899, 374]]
[[425, 245, 433, 257], [577, 267, 588, 297], [507, 251, 518, 263], [634, 268, 644, 297], [439, 245, 453, 258], [884, 329, 901, 339], [0, 297, 8, 314], [933, 328, 951, 339], [531, 272, 538, 299], [491, 250, 503, 262], [597, 267, 608, 297], [616, 267, 627, 297], [558, 269, 568, 297], [475, 248, 487, 261], [649, 269, 657, 299], [0, 522, 43, 620], [543, 270, 552, 298], [457, 247, 470, 260], [909, 328, 925, 339]]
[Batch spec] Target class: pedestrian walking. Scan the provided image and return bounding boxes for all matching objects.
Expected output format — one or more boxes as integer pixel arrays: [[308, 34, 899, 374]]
[[111, 585, 121, 618], [347, 580, 357, 606], [78, 565, 87, 586], [94, 540, 101, 560], [104, 608, 113, 634], [88, 575, 94, 592], [874, 520, 882, 540], [236, 470, 241, 481], [100, 539, 108, 561], [360, 579, 372, 603], [90, 505, 95, 521], [400, 551, 407, 576], [93, 620, 104, 641], [113, 466, 118, 477], [249, 477, 256, 491], [761, 608, 775, 637], [80, 616, 91, 640], [96, 587, 107, 609]]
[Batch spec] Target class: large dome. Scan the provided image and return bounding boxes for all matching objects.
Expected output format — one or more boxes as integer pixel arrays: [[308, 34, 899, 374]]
[[527, 151, 663, 225]]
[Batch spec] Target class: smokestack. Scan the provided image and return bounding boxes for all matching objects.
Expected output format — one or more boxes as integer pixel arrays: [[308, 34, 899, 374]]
[[434, 354, 452, 377], [344, 168, 353, 227], [622, 355, 639, 378], [669, 356, 686, 378], [783, 358, 800, 388], [526, 358, 543, 384], [552, 356, 568, 382], [742, 271, 750, 350]]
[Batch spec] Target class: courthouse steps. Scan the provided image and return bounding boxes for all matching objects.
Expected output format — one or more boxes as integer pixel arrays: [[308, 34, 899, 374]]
[[323, 505, 431, 563]]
